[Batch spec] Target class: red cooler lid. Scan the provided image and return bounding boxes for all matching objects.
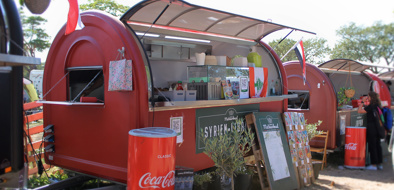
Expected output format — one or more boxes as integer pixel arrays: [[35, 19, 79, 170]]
[[129, 127, 177, 138]]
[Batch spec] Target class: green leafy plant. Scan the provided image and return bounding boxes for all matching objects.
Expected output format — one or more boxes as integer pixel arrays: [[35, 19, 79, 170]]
[[193, 172, 212, 187], [201, 118, 255, 190], [305, 119, 323, 140], [337, 87, 355, 106], [28, 170, 68, 188]]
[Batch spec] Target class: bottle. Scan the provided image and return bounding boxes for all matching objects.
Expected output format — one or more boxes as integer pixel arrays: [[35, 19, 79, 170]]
[[275, 80, 279, 95], [176, 81, 183, 90], [270, 80, 275, 95]]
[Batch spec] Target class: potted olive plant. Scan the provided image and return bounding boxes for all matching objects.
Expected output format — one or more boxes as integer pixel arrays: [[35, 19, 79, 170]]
[[201, 118, 255, 190]]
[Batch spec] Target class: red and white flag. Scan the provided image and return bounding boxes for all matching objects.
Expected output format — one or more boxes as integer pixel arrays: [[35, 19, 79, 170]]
[[65, 0, 85, 35], [294, 39, 306, 84], [280, 37, 307, 84]]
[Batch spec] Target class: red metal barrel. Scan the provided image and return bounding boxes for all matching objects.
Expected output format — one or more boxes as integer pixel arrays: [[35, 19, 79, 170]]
[[344, 126, 366, 168], [127, 127, 177, 190]]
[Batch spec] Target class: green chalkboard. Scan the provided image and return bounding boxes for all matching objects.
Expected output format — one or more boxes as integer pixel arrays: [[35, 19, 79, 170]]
[[252, 112, 298, 190], [195, 104, 260, 154]]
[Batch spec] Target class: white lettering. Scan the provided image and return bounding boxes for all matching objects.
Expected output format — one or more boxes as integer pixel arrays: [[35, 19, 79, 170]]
[[214, 125, 217, 137], [224, 124, 228, 134], [139, 171, 175, 188], [345, 143, 357, 150], [157, 154, 171, 159]]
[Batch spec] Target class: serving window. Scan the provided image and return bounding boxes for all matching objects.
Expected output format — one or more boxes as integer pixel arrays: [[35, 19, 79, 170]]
[[288, 90, 310, 110], [68, 67, 104, 103]]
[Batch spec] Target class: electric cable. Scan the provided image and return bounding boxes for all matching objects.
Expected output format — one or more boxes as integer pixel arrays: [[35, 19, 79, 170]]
[[23, 110, 50, 179]]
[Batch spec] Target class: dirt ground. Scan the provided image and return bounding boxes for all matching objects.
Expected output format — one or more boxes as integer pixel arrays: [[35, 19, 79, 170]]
[[305, 150, 394, 190]]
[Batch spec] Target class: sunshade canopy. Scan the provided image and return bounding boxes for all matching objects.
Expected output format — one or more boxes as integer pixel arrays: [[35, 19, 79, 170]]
[[378, 71, 394, 80], [121, 0, 315, 42], [318, 59, 371, 72], [319, 59, 394, 74]]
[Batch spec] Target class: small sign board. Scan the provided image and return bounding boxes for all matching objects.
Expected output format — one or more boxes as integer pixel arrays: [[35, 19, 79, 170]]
[[250, 112, 298, 190]]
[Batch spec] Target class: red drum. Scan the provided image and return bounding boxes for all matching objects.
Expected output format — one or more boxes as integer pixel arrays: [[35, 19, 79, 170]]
[[344, 127, 366, 169], [127, 127, 177, 190]]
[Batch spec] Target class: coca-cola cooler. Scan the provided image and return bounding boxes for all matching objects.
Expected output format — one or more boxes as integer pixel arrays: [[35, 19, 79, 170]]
[[127, 127, 177, 190], [344, 126, 366, 169]]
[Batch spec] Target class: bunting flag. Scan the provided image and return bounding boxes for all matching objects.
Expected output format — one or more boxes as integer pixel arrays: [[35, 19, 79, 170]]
[[65, 0, 85, 35], [294, 40, 306, 85]]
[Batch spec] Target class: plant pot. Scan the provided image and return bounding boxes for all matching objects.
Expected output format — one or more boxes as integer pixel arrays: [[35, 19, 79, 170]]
[[193, 182, 209, 190], [25, 0, 51, 14], [312, 161, 323, 179], [208, 175, 231, 190], [234, 174, 253, 190], [345, 89, 355, 98]]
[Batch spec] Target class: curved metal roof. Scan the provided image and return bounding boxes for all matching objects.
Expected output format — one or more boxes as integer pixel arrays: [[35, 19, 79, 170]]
[[120, 0, 315, 42]]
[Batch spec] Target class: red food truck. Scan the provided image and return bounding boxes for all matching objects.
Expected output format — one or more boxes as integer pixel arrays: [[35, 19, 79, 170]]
[[40, 0, 314, 183], [284, 59, 392, 149]]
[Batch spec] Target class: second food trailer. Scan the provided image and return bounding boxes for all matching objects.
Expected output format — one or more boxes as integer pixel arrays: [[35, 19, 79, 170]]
[[284, 59, 392, 149]]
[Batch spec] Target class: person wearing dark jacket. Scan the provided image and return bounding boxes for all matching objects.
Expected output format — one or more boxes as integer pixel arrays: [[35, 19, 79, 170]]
[[358, 91, 383, 170]]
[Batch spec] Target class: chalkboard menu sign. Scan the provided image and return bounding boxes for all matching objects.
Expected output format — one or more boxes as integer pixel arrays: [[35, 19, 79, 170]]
[[252, 112, 298, 190], [195, 104, 259, 154]]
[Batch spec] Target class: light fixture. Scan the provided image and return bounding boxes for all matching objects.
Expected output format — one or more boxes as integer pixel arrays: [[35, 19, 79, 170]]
[[135, 32, 160, 38], [164, 36, 211, 43]]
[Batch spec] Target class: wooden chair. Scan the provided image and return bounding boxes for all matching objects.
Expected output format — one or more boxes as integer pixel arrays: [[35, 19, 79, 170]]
[[310, 131, 329, 170]]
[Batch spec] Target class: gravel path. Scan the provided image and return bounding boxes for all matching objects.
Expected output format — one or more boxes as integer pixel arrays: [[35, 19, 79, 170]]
[[305, 151, 394, 190]]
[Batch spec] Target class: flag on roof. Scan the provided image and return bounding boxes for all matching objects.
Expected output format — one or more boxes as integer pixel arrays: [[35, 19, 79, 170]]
[[294, 39, 306, 84], [65, 0, 85, 35]]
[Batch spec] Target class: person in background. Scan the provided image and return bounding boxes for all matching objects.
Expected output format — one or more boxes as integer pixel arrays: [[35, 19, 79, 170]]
[[358, 91, 383, 170], [385, 81, 391, 91]]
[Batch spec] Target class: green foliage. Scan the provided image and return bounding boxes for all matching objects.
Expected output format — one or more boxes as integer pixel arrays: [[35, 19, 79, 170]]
[[80, 0, 130, 17], [201, 118, 255, 190], [331, 22, 394, 73], [305, 119, 323, 140], [337, 87, 354, 106], [193, 172, 212, 187], [302, 38, 331, 64], [268, 37, 330, 65], [19, 9, 50, 78], [28, 170, 68, 189]]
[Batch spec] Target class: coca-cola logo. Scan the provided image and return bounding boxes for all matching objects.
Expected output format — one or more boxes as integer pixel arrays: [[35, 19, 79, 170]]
[[139, 171, 175, 188], [345, 143, 357, 150]]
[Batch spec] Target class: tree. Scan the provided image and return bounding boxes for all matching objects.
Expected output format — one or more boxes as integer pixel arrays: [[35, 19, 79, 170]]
[[80, 0, 130, 17], [20, 9, 51, 78], [330, 22, 394, 73], [268, 37, 330, 65]]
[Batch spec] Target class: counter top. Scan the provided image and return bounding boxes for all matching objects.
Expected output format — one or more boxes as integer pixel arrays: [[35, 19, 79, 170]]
[[337, 108, 359, 113], [149, 94, 296, 111]]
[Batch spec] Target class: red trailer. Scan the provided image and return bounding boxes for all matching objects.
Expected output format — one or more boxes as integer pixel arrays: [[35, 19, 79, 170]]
[[41, 0, 314, 183], [284, 59, 392, 149], [378, 71, 394, 103]]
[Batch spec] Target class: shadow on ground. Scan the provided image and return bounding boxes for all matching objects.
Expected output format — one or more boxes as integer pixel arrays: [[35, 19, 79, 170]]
[[304, 147, 394, 189]]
